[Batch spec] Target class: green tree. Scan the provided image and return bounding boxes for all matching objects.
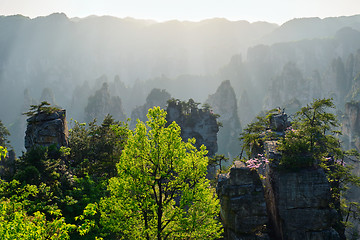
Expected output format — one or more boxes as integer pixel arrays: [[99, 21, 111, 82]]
[[23, 101, 61, 117], [239, 109, 278, 159], [241, 98, 360, 236], [98, 107, 222, 239], [0, 146, 7, 159], [68, 115, 128, 179], [0, 180, 76, 239], [0, 120, 10, 148], [277, 98, 340, 168]]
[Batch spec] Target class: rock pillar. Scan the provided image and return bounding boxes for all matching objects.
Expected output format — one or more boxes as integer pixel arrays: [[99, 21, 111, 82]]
[[25, 110, 68, 151]]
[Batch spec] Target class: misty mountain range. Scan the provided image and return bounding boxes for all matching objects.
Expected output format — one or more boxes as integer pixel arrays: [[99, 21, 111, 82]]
[[2, 12, 360, 155]]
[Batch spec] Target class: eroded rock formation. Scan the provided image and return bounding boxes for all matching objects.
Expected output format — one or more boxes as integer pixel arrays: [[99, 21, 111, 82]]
[[264, 166, 340, 240], [218, 111, 341, 240], [206, 80, 242, 158], [166, 100, 219, 157], [25, 110, 68, 151], [217, 161, 270, 240]]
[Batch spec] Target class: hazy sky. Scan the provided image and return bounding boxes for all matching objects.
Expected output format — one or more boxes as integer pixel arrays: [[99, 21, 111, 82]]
[[1, 0, 359, 24]]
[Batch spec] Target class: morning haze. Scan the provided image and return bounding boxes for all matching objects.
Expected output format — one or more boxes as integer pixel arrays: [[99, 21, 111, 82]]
[[1, 11, 360, 156], [1, 1, 360, 239]]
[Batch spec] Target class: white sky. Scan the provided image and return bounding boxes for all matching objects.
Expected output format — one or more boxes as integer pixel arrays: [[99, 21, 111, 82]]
[[0, 0, 359, 24]]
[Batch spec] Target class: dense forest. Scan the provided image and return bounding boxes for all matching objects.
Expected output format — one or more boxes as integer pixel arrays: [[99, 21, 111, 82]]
[[1, 13, 360, 239]]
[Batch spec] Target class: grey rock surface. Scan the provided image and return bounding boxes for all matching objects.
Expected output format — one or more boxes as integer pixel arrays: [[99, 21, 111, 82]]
[[25, 110, 68, 150], [264, 167, 340, 240], [217, 161, 270, 240], [166, 100, 219, 157]]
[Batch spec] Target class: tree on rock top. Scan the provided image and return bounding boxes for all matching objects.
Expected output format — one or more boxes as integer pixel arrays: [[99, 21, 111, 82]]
[[23, 101, 61, 117], [98, 107, 222, 239]]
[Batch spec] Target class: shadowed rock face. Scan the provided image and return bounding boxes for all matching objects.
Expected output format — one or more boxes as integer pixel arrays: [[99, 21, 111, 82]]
[[25, 110, 68, 151], [166, 101, 219, 157], [218, 163, 340, 240], [217, 161, 270, 240], [264, 167, 340, 240], [218, 109, 341, 240]]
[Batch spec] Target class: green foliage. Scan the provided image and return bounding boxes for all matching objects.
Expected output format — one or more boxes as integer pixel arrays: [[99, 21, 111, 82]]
[[0, 199, 75, 239], [239, 108, 279, 158], [278, 98, 340, 168], [14, 145, 68, 186], [23, 101, 61, 117], [97, 107, 222, 239], [167, 98, 202, 116], [208, 154, 229, 173], [0, 146, 7, 159], [242, 98, 360, 235], [0, 180, 76, 239], [277, 129, 313, 168], [68, 115, 128, 178]]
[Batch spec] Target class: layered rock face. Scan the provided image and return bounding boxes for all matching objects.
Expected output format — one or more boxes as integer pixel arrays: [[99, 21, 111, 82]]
[[264, 167, 340, 240], [219, 162, 341, 240], [25, 110, 68, 151], [218, 111, 340, 240], [166, 100, 219, 157], [206, 80, 242, 158], [217, 161, 270, 240]]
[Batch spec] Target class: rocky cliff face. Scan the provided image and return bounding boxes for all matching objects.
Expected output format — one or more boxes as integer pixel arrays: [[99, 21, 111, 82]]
[[25, 110, 68, 151], [206, 80, 242, 158], [218, 112, 341, 240], [166, 100, 219, 157], [217, 161, 270, 240], [218, 161, 341, 240], [264, 166, 340, 240]]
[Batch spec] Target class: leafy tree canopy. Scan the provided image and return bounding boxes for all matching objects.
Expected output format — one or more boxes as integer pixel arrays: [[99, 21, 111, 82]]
[[68, 115, 128, 179], [97, 107, 222, 239], [23, 101, 62, 117]]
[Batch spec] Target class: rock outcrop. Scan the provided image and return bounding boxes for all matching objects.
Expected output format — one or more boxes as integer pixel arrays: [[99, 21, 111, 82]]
[[206, 80, 242, 158], [217, 161, 270, 240], [130, 88, 171, 129], [166, 99, 219, 157], [25, 110, 69, 151], [264, 166, 340, 240], [218, 110, 341, 240], [85, 82, 126, 122]]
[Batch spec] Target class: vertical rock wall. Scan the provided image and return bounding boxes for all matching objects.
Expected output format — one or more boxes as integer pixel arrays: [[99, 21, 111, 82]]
[[166, 101, 219, 157], [218, 163, 341, 240], [264, 166, 340, 240], [25, 110, 68, 151], [218, 111, 341, 240], [217, 161, 270, 240], [206, 80, 242, 158]]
